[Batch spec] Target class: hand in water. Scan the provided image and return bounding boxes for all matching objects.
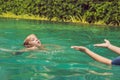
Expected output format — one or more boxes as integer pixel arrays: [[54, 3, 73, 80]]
[[94, 39, 111, 48], [71, 46, 88, 52]]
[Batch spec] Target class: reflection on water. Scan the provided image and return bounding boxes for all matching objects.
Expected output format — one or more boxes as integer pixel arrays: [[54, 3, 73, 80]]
[[0, 18, 120, 80]]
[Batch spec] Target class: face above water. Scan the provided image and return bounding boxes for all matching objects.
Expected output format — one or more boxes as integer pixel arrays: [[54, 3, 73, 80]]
[[24, 34, 42, 48], [29, 37, 41, 47]]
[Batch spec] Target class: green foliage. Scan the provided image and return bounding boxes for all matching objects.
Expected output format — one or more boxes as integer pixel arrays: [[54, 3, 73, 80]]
[[0, 0, 120, 26]]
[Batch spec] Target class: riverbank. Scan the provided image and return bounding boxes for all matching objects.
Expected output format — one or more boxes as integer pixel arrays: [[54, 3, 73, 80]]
[[0, 12, 114, 27]]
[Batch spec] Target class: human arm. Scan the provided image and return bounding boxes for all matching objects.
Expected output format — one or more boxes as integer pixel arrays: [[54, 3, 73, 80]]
[[94, 39, 120, 55], [0, 48, 27, 55], [12, 49, 28, 55], [71, 46, 112, 65]]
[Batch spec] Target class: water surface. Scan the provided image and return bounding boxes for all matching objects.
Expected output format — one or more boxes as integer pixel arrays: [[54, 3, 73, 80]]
[[0, 18, 120, 80]]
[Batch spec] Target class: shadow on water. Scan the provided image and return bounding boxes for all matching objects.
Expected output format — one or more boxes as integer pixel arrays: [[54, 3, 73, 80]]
[[0, 18, 120, 80]]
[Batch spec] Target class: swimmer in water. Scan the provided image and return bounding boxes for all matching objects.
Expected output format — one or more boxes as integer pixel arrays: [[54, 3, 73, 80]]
[[13, 34, 45, 55], [0, 34, 62, 55], [23, 34, 44, 50], [71, 39, 120, 66]]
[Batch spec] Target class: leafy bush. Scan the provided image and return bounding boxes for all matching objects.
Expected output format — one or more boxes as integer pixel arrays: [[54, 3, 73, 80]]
[[0, 0, 119, 26]]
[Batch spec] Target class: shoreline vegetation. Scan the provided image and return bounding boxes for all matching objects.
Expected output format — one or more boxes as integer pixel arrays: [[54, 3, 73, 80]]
[[0, 1, 119, 26], [0, 12, 105, 26]]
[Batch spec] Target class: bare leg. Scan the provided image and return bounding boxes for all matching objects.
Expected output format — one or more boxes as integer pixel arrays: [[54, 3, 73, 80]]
[[71, 46, 112, 65]]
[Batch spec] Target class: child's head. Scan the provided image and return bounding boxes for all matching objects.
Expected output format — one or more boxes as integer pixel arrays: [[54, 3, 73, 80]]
[[23, 34, 42, 48]]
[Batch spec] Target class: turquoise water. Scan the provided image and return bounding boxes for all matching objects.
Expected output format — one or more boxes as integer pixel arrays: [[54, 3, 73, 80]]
[[0, 18, 120, 80]]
